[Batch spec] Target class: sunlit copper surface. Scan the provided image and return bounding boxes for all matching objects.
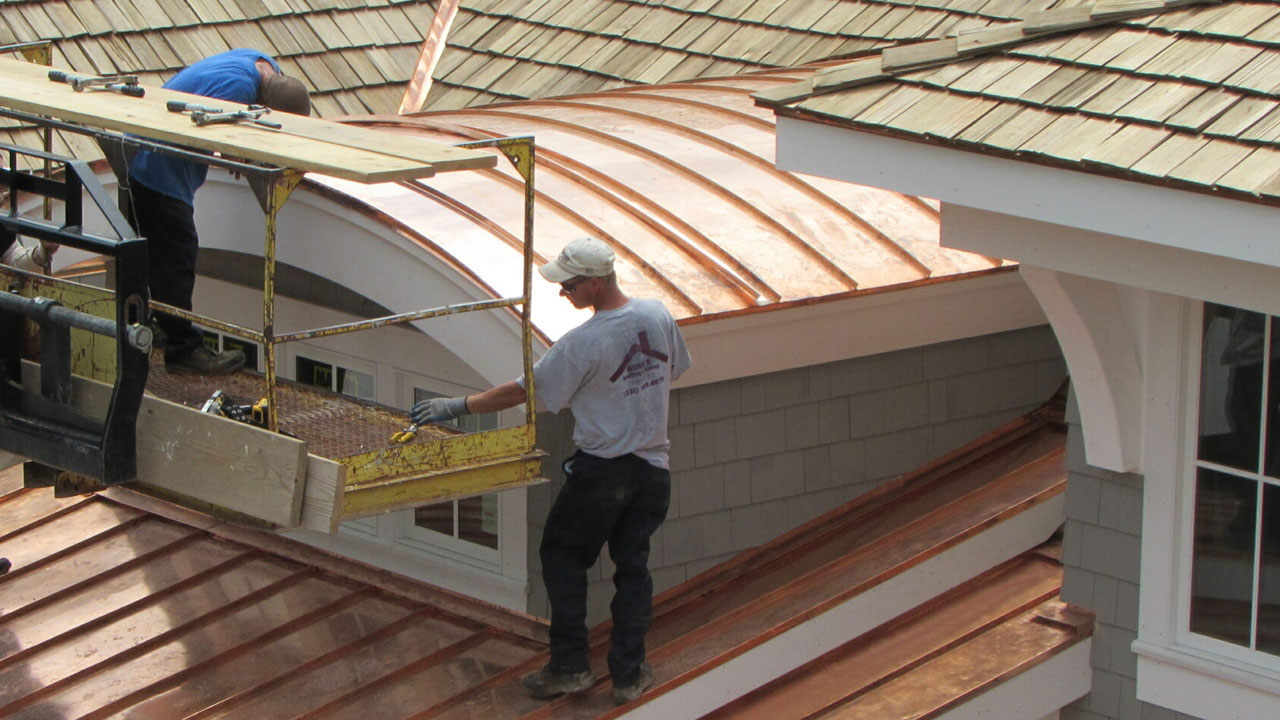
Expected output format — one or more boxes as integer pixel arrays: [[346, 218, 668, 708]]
[[318, 67, 1004, 340], [0, 466, 544, 720], [1, 398, 1075, 718]]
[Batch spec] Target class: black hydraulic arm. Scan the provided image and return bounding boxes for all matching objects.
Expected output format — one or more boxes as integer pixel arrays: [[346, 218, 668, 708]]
[[0, 142, 149, 484]]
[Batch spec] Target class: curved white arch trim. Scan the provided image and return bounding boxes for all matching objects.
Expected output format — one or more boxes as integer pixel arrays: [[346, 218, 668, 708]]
[[1020, 266, 1142, 473], [197, 174, 537, 389]]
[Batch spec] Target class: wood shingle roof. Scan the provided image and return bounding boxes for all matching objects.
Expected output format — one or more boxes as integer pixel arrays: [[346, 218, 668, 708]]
[[0, 0, 1104, 121], [756, 0, 1280, 206]]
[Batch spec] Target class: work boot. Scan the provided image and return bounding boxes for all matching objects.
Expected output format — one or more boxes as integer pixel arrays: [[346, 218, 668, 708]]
[[521, 665, 595, 699], [0, 557, 11, 575], [165, 346, 246, 376], [612, 662, 654, 705]]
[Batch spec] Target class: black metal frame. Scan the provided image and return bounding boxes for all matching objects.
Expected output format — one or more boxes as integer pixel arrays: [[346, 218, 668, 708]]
[[0, 141, 148, 484]]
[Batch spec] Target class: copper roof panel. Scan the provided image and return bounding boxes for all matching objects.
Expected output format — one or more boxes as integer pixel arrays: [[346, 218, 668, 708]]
[[310, 68, 999, 334], [0, 467, 546, 720]]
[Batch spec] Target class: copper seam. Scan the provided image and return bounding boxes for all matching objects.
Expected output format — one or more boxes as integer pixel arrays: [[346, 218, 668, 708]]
[[0, 527, 204, 626], [0, 566, 319, 716], [423, 154, 705, 314], [356, 117, 752, 305], [449, 107, 851, 291], [560, 92, 938, 276], [527, 146, 765, 304], [287, 629, 496, 720], [0, 512, 150, 587], [83, 587, 382, 720], [0, 493, 97, 543], [0, 550, 265, 674], [181, 605, 448, 720]]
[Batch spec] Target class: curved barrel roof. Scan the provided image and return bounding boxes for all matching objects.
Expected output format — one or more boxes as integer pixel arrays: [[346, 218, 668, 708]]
[[313, 67, 1007, 337]]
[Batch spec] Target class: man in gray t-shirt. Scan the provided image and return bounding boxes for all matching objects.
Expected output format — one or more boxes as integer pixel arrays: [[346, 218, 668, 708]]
[[413, 236, 690, 706]]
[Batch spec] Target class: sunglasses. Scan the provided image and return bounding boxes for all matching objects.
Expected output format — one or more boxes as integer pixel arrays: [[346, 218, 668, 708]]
[[560, 277, 591, 293]]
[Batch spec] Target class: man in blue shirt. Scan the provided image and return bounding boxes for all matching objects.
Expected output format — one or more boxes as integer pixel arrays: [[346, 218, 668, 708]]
[[124, 49, 311, 375]]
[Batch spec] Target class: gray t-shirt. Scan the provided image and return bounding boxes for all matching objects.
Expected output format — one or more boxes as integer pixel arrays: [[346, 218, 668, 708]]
[[522, 298, 691, 468]]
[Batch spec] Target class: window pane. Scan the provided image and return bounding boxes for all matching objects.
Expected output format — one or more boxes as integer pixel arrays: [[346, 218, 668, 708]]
[[414, 503, 453, 536], [1259, 483, 1280, 654], [337, 367, 375, 400], [223, 337, 260, 372], [1199, 304, 1264, 472], [457, 495, 498, 550], [1190, 468, 1257, 646], [297, 356, 333, 390]]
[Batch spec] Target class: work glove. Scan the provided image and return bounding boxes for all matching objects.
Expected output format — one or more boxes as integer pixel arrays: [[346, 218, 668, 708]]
[[411, 396, 468, 425]]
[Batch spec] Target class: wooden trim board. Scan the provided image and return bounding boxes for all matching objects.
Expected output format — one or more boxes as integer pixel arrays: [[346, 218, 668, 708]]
[[20, 361, 309, 527], [0, 57, 495, 183]]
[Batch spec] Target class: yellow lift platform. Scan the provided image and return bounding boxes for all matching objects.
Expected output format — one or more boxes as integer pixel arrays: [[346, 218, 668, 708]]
[[0, 49, 546, 533]]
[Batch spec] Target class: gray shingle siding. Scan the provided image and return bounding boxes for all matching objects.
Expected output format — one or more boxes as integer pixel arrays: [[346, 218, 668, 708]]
[[527, 324, 1066, 622], [1059, 394, 1206, 720]]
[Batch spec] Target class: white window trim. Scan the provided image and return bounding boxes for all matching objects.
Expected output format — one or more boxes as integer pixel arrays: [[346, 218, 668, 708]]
[[291, 492, 529, 611], [288, 344, 378, 401], [1134, 295, 1280, 719], [395, 497, 502, 567]]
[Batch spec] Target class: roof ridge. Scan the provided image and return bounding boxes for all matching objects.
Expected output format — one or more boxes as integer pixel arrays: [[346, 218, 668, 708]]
[[753, 0, 1222, 107]]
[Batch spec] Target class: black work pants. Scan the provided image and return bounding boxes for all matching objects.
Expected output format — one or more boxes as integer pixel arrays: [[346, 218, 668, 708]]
[[121, 183, 204, 360], [540, 450, 670, 684]]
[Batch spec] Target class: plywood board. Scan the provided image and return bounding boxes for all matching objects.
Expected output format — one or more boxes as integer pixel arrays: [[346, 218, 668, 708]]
[[20, 362, 309, 527], [0, 57, 494, 183], [299, 454, 346, 534]]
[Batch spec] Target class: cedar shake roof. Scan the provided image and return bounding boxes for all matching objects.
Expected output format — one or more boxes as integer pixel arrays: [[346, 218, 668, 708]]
[[0, 0, 1101, 121], [755, 0, 1280, 207]]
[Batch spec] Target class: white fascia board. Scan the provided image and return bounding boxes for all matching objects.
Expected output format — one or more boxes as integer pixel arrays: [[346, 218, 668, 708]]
[[775, 117, 1280, 269], [678, 270, 1045, 388], [945, 206, 1280, 318]]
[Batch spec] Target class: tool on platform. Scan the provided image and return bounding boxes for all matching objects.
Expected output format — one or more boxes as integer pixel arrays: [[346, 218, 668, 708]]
[[48, 70, 145, 97], [390, 423, 418, 445], [167, 100, 282, 129], [201, 390, 270, 429]]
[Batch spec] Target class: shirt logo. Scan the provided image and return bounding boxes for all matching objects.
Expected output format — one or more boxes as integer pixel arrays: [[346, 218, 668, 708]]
[[610, 331, 669, 382]]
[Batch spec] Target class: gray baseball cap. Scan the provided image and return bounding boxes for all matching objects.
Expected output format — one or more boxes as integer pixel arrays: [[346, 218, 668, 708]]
[[539, 237, 615, 282]]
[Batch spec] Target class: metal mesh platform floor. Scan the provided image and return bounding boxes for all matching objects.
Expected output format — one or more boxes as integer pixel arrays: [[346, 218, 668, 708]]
[[144, 356, 457, 461]]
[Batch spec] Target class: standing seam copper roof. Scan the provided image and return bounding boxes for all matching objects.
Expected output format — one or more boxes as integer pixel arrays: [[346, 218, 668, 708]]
[[318, 68, 1004, 329], [0, 467, 549, 720], [0, 400, 1077, 719], [756, 0, 1280, 207]]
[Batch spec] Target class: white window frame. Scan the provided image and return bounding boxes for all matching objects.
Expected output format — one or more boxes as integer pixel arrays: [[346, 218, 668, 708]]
[[327, 370, 528, 587], [396, 386, 503, 564], [1134, 296, 1280, 718], [289, 345, 377, 401], [199, 329, 262, 371]]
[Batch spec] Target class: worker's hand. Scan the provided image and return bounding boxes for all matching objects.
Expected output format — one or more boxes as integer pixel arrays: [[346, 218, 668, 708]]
[[411, 396, 468, 425], [35, 241, 58, 268]]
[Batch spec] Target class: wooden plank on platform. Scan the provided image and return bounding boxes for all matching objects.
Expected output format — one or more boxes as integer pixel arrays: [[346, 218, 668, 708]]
[[20, 362, 308, 527], [299, 454, 346, 534], [0, 56, 494, 183]]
